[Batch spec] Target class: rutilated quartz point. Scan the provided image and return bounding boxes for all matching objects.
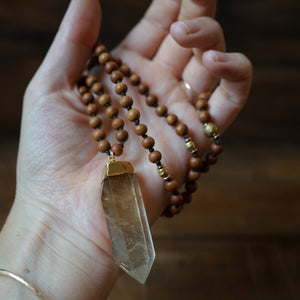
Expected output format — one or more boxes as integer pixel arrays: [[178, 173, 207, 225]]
[[101, 160, 155, 284]]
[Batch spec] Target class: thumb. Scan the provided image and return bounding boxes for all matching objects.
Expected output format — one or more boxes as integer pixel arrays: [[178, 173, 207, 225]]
[[36, 0, 101, 87]]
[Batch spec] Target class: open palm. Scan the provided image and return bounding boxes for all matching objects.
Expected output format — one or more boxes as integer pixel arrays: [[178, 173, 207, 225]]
[[16, 0, 252, 284]]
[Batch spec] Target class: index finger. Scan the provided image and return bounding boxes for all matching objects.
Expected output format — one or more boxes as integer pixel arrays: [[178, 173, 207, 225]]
[[178, 0, 217, 20]]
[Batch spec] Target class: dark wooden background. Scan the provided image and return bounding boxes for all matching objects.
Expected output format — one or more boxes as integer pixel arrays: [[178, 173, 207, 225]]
[[1, 0, 299, 299]]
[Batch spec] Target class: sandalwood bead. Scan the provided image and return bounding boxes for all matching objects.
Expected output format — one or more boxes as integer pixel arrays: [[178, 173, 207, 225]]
[[211, 143, 223, 155], [165, 180, 178, 192], [199, 91, 212, 100], [111, 118, 124, 129], [188, 169, 201, 181], [105, 61, 118, 74], [91, 82, 103, 94], [115, 82, 128, 95], [170, 194, 184, 205], [145, 94, 158, 107], [110, 71, 123, 83], [119, 64, 131, 76], [86, 103, 97, 115], [86, 75, 97, 87], [98, 52, 111, 65], [112, 56, 122, 66], [148, 150, 162, 163], [94, 44, 107, 56], [185, 181, 197, 193], [127, 109, 140, 121], [170, 204, 182, 215], [115, 129, 128, 142], [98, 140, 111, 152], [156, 105, 168, 117], [106, 106, 118, 118], [142, 136, 155, 149], [183, 192, 192, 204], [81, 92, 93, 105], [206, 153, 217, 165], [135, 124, 147, 136], [198, 111, 210, 123], [89, 116, 102, 128], [175, 123, 188, 136], [189, 157, 202, 169], [93, 129, 105, 141], [166, 114, 178, 125], [138, 83, 149, 95], [78, 86, 88, 95], [111, 143, 123, 156], [98, 94, 110, 106], [129, 74, 141, 86], [195, 99, 207, 111], [120, 95, 133, 108]]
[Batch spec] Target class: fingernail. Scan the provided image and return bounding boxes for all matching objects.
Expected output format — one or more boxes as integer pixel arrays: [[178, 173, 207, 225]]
[[206, 50, 228, 63], [175, 20, 202, 35]]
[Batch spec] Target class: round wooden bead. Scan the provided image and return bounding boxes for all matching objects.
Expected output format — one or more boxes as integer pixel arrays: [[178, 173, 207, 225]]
[[198, 91, 212, 100], [110, 71, 123, 83], [91, 82, 103, 94], [175, 123, 188, 136], [138, 83, 149, 95], [165, 180, 178, 192], [198, 111, 210, 123], [115, 129, 128, 142], [183, 192, 192, 204], [98, 140, 111, 152], [156, 105, 168, 117], [111, 143, 123, 156], [211, 143, 223, 155], [98, 52, 111, 65], [112, 56, 122, 66], [105, 106, 118, 118], [89, 116, 102, 128], [98, 94, 110, 106], [81, 92, 93, 105], [170, 204, 182, 215], [86, 75, 97, 87], [129, 74, 141, 86], [86, 103, 97, 115], [185, 181, 197, 193], [142, 136, 155, 149], [148, 150, 162, 163], [127, 109, 140, 121], [189, 157, 202, 169], [170, 194, 184, 205], [166, 114, 178, 125], [188, 169, 201, 181], [111, 118, 124, 129], [120, 95, 133, 108], [93, 129, 105, 141], [94, 44, 107, 56], [206, 153, 217, 165], [105, 61, 118, 74], [195, 99, 207, 111], [115, 82, 128, 95], [135, 124, 147, 136], [78, 86, 88, 95], [119, 64, 131, 76], [145, 94, 158, 106]]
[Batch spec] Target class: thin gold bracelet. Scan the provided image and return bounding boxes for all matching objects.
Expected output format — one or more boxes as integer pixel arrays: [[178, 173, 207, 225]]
[[0, 268, 47, 300]]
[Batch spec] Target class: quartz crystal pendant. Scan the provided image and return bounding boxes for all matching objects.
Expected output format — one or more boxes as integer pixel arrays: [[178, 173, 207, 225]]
[[101, 159, 155, 284]]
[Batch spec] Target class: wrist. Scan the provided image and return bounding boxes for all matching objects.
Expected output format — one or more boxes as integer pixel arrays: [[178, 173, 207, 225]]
[[0, 198, 119, 300]]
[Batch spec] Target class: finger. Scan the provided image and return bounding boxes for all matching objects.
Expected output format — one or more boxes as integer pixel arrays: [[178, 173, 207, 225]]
[[119, 0, 181, 59], [171, 17, 225, 93], [35, 0, 101, 87], [152, 0, 217, 76], [202, 50, 253, 131]]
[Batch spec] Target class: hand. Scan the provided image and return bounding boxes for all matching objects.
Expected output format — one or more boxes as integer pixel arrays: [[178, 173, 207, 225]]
[[0, 0, 252, 299]]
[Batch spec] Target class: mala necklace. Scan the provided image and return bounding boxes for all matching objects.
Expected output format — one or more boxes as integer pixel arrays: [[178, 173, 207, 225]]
[[77, 43, 223, 284]]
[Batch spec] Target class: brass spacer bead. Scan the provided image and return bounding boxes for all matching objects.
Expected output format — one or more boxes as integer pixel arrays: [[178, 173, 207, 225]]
[[157, 165, 169, 180], [185, 137, 197, 153], [204, 122, 219, 138]]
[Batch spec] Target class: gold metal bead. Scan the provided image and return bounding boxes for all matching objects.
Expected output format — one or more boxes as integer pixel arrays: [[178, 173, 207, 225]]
[[204, 122, 219, 138], [157, 165, 169, 180], [185, 138, 197, 153]]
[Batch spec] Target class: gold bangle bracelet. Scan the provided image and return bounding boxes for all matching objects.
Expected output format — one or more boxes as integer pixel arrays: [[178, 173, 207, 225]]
[[0, 268, 47, 300]]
